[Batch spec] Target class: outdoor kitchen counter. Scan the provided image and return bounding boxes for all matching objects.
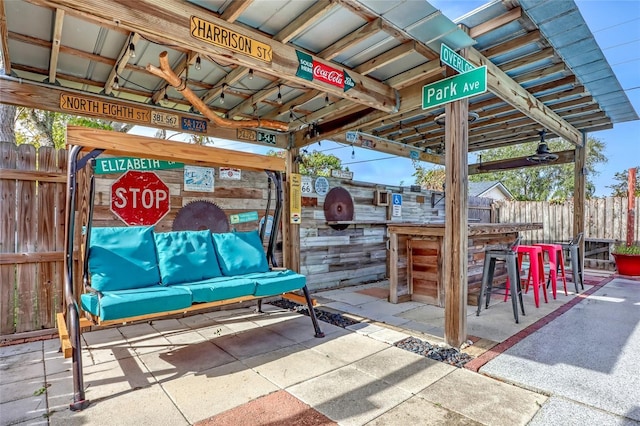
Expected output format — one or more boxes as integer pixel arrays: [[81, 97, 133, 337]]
[[387, 223, 543, 306]]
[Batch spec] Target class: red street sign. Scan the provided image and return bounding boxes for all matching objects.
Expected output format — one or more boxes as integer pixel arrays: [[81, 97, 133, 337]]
[[111, 170, 170, 226]]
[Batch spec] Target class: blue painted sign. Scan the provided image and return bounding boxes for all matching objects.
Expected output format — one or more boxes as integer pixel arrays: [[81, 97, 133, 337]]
[[181, 117, 207, 133]]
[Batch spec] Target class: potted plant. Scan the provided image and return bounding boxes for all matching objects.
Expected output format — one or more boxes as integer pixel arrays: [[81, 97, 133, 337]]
[[612, 242, 640, 276]]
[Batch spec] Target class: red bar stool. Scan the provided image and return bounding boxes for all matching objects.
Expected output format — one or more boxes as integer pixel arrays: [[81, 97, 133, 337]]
[[505, 245, 547, 307], [534, 243, 568, 298]]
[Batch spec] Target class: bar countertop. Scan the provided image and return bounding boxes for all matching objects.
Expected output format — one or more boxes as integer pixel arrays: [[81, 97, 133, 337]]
[[386, 222, 543, 237]]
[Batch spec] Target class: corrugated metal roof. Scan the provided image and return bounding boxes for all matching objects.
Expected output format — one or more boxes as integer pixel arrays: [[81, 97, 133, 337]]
[[0, 0, 636, 161]]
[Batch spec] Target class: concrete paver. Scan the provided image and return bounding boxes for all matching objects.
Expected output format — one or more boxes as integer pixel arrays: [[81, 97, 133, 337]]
[[288, 365, 413, 426], [417, 368, 548, 426], [365, 395, 483, 426], [528, 396, 640, 426]]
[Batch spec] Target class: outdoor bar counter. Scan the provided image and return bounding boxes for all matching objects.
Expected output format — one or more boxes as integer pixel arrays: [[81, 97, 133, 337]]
[[387, 222, 543, 306]]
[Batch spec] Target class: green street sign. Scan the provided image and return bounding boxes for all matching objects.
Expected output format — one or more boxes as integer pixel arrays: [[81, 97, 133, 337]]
[[95, 157, 183, 174], [422, 66, 487, 110], [230, 211, 259, 224], [440, 44, 475, 75]]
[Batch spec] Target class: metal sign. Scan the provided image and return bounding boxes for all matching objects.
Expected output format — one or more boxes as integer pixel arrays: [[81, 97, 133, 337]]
[[440, 44, 475, 75], [314, 176, 329, 196], [181, 117, 207, 133], [392, 193, 402, 217], [111, 171, 170, 226], [301, 176, 313, 194], [151, 111, 180, 128], [422, 66, 487, 110], [219, 167, 241, 180], [330, 169, 354, 180], [190, 16, 273, 62], [60, 94, 150, 124], [95, 157, 183, 174], [230, 211, 259, 224], [296, 50, 355, 92]]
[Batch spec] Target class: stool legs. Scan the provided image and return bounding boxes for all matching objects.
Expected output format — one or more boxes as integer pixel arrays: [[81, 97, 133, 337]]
[[569, 245, 583, 292], [477, 252, 524, 323]]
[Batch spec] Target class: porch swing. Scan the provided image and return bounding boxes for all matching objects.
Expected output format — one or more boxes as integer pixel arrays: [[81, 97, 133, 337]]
[[59, 126, 323, 410]]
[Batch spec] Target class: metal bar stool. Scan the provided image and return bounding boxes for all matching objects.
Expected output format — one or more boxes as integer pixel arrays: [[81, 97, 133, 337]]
[[557, 233, 584, 293], [516, 245, 548, 307], [534, 243, 568, 298], [477, 237, 525, 323]]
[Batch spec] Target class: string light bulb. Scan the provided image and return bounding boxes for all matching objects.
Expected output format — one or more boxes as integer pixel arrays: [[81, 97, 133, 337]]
[[325, 94, 330, 107], [248, 69, 254, 80], [351, 145, 355, 159], [289, 107, 294, 123], [128, 43, 136, 58], [113, 76, 120, 90], [277, 84, 282, 104], [220, 83, 226, 105], [195, 55, 201, 71], [162, 93, 168, 106]]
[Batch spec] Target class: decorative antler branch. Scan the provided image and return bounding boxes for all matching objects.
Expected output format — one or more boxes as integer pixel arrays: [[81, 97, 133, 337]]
[[147, 51, 289, 132]]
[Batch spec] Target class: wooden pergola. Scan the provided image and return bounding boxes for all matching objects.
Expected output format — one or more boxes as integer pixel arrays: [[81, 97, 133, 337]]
[[0, 0, 637, 346]]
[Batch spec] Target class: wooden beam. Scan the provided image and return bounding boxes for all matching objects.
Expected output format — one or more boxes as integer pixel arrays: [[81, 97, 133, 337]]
[[0, 78, 289, 147], [66, 126, 286, 171], [319, 18, 382, 61], [47, 9, 65, 83], [104, 32, 140, 96], [37, 0, 398, 113], [467, 48, 582, 146], [220, 0, 253, 22], [469, 7, 522, 38], [574, 133, 587, 259], [0, 169, 66, 183], [481, 30, 541, 59], [443, 97, 469, 348], [0, 0, 10, 75], [0, 251, 64, 265], [273, 1, 336, 43]]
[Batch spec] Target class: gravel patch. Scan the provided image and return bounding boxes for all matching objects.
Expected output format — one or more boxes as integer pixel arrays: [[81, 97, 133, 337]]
[[271, 299, 474, 368]]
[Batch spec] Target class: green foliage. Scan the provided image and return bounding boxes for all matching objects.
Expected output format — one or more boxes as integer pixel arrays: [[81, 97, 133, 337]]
[[266, 149, 346, 176], [412, 163, 445, 190], [612, 243, 640, 255], [468, 137, 606, 201], [606, 167, 640, 197]]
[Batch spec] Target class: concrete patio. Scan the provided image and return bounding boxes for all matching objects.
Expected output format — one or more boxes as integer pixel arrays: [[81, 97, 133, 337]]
[[2, 271, 638, 426]]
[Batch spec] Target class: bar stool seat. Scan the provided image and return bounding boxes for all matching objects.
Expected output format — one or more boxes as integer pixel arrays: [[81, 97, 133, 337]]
[[476, 238, 525, 323], [516, 245, 548, 308], [534, 243, 568, 297]]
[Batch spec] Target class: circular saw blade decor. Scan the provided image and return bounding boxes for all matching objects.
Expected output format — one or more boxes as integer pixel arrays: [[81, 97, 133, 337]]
[[323, 187, 354, 231], [172, 200, 230, 233]]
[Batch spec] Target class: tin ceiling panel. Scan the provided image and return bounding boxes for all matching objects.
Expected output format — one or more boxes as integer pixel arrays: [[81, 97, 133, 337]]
[[333, 32, 399, 66], [291, 7, 366, 54], [240, 0, 317, 36]]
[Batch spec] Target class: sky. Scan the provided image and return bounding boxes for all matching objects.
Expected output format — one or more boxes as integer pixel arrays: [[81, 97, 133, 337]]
[[133, 0, 640, 197]]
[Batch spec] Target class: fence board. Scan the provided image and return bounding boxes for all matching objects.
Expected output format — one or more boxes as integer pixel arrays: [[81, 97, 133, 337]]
[[16, 144, 37, 332], [54, 148, 67, 317], [37, 147, 57, 329], [0, 142, 17, 334]]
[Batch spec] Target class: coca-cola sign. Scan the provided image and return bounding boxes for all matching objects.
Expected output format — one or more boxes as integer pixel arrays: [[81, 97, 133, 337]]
[[295, 50, 355, 92], [313, 62, 343, 88]]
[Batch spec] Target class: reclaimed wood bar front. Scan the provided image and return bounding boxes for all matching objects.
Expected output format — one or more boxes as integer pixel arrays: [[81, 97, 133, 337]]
[[387, 223, 543, 306]]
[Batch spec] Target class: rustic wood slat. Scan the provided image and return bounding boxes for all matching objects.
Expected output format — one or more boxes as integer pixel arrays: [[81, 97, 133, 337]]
[[0, 252, 64, 265], [0, 169, 66, 182], [37, 147, 57, 328], [16, 144, 37, 332], [54, 148, 67, 316], [0, 142, 17, 334]]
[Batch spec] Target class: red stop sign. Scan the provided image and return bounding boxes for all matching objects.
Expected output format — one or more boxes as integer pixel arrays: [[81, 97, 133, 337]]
[[111, 170, 170, 226]]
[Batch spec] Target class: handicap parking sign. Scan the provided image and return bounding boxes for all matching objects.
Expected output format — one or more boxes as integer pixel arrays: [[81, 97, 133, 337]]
[[392, 193, 402, 217], [392, 193, 402, 205]]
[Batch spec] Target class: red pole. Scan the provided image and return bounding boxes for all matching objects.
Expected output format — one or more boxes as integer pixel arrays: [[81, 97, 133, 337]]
[[628, 167, 636, 246]]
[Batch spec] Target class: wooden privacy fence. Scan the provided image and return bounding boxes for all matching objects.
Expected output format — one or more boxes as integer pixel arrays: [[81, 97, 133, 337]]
[[496, 197, 640, 268], [1, 142, 67, 335]]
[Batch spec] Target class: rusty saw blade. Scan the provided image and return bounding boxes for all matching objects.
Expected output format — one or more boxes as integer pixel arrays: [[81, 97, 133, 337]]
[[323, 187, 354, 230], [172, 200, 230, 233]]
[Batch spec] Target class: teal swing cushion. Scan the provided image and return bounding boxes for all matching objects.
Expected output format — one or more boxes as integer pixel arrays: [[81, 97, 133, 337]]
[[154, 230, 222, 285], [212, 231, 269, 276], [88, 226, 161, 292]]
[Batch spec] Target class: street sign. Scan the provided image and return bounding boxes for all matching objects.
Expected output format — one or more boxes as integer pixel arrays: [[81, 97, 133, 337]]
[[440, 44, 475, 75], [392, 193, 402, 217], [111, 171, 170, 226], [422, 66, 487, 110], [95, 156, 182, 174], [230, 211, 259, 224]]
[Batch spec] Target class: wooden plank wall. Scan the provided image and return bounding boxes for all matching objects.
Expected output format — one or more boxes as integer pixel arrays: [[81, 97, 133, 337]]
[[0, 142, 67, 334]]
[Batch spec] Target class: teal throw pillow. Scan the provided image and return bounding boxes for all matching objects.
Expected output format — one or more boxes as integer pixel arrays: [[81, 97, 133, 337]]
[[212, 231, 269, 276], [88, 226, 160, 291], [154, 230, 221, 285]]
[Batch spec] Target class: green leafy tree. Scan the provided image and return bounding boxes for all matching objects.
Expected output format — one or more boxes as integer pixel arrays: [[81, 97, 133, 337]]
[[15, 108, 131, 149], [468, 137, 606, 201], [267, 149, 347, 176], [412, 163, 445, 191], [607, 167, 640, 197]]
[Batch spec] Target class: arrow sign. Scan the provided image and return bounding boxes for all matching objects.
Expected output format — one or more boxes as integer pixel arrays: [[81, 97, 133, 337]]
[[422, 66, 487, 110], [440, 44, 475, 74]]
